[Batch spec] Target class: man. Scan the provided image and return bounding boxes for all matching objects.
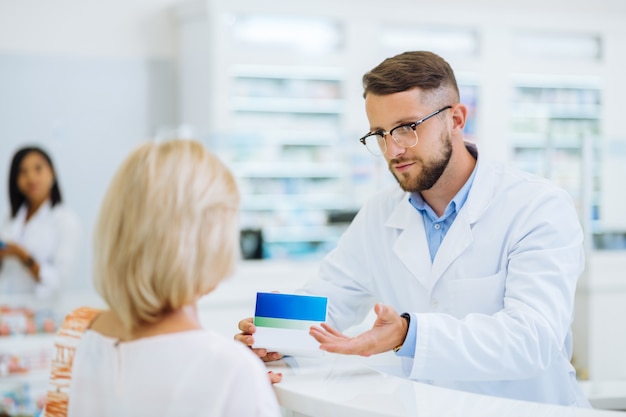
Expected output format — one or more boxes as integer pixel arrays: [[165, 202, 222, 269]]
[[236, 51, 589, 407]]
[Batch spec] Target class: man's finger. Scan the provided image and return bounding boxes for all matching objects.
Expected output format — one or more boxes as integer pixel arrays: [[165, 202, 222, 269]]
[[320, 323, 346, 338], [309, 326, 332, 343], [319, 339, 361, 355]]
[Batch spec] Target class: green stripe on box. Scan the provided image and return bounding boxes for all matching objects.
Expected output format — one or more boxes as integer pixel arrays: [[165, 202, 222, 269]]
[[254, 316, 320, 330]]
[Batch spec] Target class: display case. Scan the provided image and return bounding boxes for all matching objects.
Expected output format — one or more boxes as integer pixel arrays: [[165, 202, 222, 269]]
[[174, 4, 485, 259], [0, 305, 57, 417], [213, 65, 357, 259], [509, 76, 602, 223]]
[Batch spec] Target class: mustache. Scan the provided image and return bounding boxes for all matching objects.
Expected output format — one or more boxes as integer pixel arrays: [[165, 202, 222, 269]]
[[389, 157, 419, 166]]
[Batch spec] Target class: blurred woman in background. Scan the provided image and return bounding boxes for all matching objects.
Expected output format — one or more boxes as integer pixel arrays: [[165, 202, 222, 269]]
[[0, 146, 79, 298]]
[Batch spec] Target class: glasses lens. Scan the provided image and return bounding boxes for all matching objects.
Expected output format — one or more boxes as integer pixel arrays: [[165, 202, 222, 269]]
[[364, 135, 385, 156], [391, 125, 418, 148]]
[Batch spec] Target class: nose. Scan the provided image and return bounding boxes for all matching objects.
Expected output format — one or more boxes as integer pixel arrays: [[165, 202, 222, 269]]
[[384, 134, 406, 158]]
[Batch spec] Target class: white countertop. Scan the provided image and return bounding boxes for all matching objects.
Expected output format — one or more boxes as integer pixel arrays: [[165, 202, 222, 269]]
[[268, 352, 626, 417]]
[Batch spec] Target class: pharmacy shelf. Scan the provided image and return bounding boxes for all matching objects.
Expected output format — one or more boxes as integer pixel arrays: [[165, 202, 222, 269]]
[[263, 225, 347, 244], [241, 194, 356, 211], [509, 79, 602, 249], [231, 97, 345, 114], [0, 334, 55, 353], [232, 162, 347, 178]]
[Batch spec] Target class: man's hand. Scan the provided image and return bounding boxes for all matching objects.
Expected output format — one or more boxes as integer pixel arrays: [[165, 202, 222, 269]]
[[309, 303, 408, 356], [234, 317, 284, 363]]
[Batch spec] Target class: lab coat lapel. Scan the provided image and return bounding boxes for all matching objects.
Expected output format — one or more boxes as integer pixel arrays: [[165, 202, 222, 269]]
[[430, 155, 495, 284], [386, 196, 432, 289], [431, 210, 472, 283]]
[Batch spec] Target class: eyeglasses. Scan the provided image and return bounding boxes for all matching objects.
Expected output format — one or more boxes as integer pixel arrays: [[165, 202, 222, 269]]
[[358, 106, 452, 156]]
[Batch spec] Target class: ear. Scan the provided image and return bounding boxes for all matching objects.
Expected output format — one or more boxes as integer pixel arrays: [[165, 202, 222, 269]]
[[450, 104, 467, 135]]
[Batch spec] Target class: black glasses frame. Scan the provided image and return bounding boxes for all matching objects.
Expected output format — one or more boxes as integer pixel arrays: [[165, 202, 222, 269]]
[[358, 105, 453, 155]]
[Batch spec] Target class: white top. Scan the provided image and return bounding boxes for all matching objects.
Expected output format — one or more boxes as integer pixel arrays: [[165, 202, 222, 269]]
[[0, 201, 79, 298], [300, 144, 590, 406], [67, 329, 281, 417]]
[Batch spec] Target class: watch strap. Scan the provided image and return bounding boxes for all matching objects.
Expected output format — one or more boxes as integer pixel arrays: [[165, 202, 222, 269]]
[[393, 312, 411, 353]]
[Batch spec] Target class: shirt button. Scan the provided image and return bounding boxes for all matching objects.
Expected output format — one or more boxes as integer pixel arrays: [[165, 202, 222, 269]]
[[434, 223, 441, 230], [430, 299, 438, 308]]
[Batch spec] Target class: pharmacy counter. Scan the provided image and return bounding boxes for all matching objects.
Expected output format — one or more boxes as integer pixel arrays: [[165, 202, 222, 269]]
[[268, 352, 626, 417]]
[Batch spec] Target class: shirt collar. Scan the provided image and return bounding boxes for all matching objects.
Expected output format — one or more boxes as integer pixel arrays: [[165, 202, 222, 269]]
[[409, 145, 479, 221]]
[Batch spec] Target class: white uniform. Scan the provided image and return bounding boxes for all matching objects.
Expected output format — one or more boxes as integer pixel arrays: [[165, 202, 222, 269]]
[[0, 200, 80, 298], [300, 147, 589, 407]]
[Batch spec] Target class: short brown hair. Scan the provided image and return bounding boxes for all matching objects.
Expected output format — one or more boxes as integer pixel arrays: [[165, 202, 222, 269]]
[[362, 51, 459, 103]]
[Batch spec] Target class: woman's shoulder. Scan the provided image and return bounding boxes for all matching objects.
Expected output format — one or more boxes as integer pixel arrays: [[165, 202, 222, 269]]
[[50, 202, 78, 217], [183, 329, 269, 371], [50, 203, 80, 228]]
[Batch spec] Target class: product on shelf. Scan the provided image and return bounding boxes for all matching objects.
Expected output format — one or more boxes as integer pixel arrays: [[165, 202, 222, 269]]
[[0, 382, 45, 417], [0, 306, 57, 337]]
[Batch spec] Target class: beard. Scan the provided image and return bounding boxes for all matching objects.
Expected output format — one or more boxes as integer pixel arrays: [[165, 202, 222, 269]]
[[388, 131, 453, 192]]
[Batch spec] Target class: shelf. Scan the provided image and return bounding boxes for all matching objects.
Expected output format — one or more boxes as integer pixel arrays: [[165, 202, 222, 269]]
[[241, 194, 356, 211], [510, 106, 601, 119], [242, 130, 338, 147], [0, 369, 48, 385], [263, 225, 347, 243], [509, 80, 604, 250], [510, 138, 585, 149], [231, 97, 345, 114], [511, 74, 602, 89], [232, 65, 345, 81], [0, 333, 55, 353], [232, 162, 347, 178]]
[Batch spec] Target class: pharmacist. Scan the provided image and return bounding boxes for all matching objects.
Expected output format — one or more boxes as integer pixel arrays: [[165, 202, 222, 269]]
[[236, 51, 590, 407], [0, 146, 79, 298]]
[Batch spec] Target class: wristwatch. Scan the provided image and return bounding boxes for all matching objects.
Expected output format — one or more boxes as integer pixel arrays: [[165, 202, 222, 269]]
[[393, 312, 411, 353]]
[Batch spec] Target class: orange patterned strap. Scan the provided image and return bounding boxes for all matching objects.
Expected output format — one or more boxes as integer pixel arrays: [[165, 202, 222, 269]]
[[43, 306, 102, 417]]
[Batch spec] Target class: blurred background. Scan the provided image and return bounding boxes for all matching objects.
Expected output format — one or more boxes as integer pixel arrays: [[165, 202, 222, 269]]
[[1, 0, 626, 413]]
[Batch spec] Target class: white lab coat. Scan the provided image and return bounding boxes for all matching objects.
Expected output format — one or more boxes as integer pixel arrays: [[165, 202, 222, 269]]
[[300, 146, 589, 407], [0, 200, 80, 298]]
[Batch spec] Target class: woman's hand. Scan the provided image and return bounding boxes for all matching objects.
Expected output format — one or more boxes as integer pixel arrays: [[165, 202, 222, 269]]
[[0, 242, 26, 260], [0, 242, 40, 281]]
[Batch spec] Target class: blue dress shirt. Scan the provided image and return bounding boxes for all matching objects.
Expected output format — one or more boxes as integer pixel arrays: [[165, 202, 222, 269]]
[[396, 161, 478, 358]]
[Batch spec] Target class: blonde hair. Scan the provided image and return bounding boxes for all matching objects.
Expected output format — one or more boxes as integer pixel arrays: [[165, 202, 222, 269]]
[[93, 139, 240, 331]]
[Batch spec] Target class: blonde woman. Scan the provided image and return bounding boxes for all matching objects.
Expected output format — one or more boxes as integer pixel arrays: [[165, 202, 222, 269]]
[[62, 140, 280, 416]]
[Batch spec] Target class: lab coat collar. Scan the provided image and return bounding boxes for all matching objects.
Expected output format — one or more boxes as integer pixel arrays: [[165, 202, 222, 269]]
[[389, 200, 432, 289], [384, 143, 492, 229], [460, 143, 494, 225], [14, 200, 53, 238], [385, 143, 496, 288]]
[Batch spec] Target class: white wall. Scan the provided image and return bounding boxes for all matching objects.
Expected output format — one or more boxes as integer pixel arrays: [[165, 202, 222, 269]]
[[0, 0, 183, 58], [0, 0, 186, 290]]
